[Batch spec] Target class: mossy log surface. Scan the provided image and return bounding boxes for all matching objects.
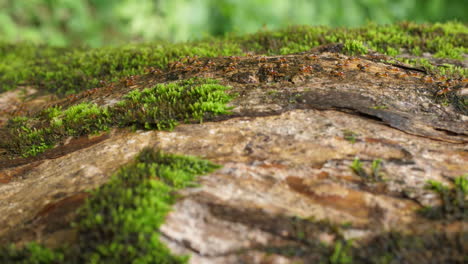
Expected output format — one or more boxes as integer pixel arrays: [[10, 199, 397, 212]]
[[0, 22, 467, 264]]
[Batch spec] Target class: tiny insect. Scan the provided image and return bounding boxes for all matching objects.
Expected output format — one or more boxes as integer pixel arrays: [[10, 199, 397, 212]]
[[394, 73, 406, 79], [123, 76, 137, 86], [268, 69, 281, 77], [278, 58, 288, 63], [185, 55, 199, 64], [421, 76, 434, 83], [330, 70, 345, 78], [200, 66, 210, 72], [443, 79, 456, 86], [192, 60, 203, 66], [67, 94, 79, 102], [299, 65, 313, 73], [229, 56, 241, 62], [436, 87, 451, 95], [146, 67, 163, 75], [184, 65, 194, 71], [89, 87, 100, 95], [357, 64, 367, 71], [206, 60, 216, 67], [387, 66, 400, 72], [224, 66, 236, 72], [105, 82, 115, 90], [169, 61, 185, 70], [368, 55, 382, 60]]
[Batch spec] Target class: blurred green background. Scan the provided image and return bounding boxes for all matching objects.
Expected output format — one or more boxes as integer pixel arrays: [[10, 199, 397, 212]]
[[0, 0, 466, 47]]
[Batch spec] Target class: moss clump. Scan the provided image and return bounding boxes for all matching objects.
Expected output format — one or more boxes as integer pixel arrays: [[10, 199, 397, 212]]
[[1, 22, 466, 96], [70, 147, 220, 263], [238, 22, 467, 57], [350, 158, 384, 182], [342, 40, 368, 55], [0, 148, 220, 263], [329, 240, 353, 264], [419, 174, 467, 221], [399, 57, 467, 79], [0, 103, 112, 157], [0, 41, 242, 95], [0, 242, 64, 264], [342, 130, 359, 143], [112, 78, 233, 130], [0, 78, 234, 158]]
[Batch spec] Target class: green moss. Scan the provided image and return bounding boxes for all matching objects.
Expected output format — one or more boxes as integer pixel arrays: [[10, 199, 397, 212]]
[[342, 40, 368, 56], [0, 147, 220, 263], [0, 242, 64, 264], [429, 21, 468, 35], [113, 78, 234, 130], [0, 78, 235, 158], [350, 157, 384, 182], [329, 241, 353, 264], [238, 22, 466, 58], [419, 174, 467, 221], [342, 130, 359, 144], [436, 64, 468, 78], [70, 148, 220, 263], [1, 22, 466, 96], [0, 41, 242, 95]]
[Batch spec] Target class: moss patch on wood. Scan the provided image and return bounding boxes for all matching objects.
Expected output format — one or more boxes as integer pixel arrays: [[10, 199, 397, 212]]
[[0, 147, 221, 263], [1, 22, 466, 96], [0, 78, 235, 158], [419, 175, 467, 221], [0, 242, 65, 264]]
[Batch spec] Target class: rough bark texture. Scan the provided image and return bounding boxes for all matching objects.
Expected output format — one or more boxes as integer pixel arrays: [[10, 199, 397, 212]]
[[0, 45, 466, 263]]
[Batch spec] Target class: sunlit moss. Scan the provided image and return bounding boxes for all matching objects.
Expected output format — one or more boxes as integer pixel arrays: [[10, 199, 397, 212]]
[[69, 148, 220, 263], [1, 22, 466, 95], [0, 147, 221, 263], [0, 78, 235, 158], [0, 242, 64, 264], [342, 40, 368, 55]]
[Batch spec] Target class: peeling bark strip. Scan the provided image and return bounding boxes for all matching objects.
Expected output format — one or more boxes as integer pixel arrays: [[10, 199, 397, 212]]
[[0, 23, 467, 263]]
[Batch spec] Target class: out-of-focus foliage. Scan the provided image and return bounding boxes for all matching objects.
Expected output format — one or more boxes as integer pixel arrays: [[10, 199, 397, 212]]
[[0, 0, 466, 46]]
